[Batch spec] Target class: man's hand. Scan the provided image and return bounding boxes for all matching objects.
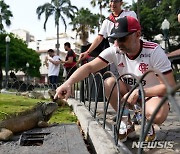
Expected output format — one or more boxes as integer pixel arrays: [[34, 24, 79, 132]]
[[78, 51, 89, 61], [122, 89, 139, 105], [44, 56, 49, 66], [45, 55, 49, 61], [54, 83, 72, 100]]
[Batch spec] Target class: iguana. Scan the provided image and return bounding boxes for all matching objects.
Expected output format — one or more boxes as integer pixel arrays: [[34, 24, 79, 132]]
[[0, 102, 58, 141]]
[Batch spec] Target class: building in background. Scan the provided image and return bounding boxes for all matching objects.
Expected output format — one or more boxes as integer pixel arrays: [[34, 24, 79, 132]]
[[8, 30, 81, 84], [11, 29, 35, 43]]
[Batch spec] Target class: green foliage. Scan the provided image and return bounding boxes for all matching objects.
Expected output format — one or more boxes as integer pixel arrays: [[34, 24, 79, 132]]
[[36, 0, 78, 32], [0, 0, 13, 32], [36, 0, 78, 53], [131, 0, 180, 51], [90, 0, 109, 23], [70, 8, 100, 44], [0, 33, 41, 78], [0, 93, 77, 123]]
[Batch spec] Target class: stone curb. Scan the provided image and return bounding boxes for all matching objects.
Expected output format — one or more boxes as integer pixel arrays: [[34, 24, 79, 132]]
[[68, 98, 119, 154]]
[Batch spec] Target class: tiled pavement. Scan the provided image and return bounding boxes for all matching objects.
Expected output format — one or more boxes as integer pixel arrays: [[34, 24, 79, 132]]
[[87, 95, 180, 154]]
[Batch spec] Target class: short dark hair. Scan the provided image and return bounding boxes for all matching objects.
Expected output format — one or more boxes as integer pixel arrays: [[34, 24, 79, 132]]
[[110, 0, 122, 2], [64, 42, 71, 48], [47, 49, 54, 53], [177, 8, 180, 15]]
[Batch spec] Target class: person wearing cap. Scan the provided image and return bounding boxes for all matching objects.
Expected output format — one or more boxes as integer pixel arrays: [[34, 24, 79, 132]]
[[79, 0, 137, 76], [44, 49, 61, 89], [54, 16, 176, 142]]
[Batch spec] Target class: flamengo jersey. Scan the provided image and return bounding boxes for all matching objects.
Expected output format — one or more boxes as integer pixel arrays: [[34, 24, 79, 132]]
[[99, 40, 172, 88], [99, 10, 137, 40]]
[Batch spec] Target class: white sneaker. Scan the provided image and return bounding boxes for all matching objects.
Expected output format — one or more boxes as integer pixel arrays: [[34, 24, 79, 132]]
[[118, 120, 136, 142]]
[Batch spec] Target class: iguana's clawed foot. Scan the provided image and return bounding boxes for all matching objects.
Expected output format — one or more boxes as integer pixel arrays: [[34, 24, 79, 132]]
[[38, 121, 49, 127]]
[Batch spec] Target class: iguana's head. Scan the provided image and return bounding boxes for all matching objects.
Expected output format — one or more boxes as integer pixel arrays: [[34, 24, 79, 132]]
[[42, 102, 58, 121]]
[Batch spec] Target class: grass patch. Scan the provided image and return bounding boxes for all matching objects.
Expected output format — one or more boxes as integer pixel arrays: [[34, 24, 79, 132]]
[[0, 93, 77, 124]]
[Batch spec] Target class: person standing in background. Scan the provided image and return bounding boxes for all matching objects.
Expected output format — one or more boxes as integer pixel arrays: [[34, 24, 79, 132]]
[[61, 42, 77, 80], [44, 49, 61, 89]]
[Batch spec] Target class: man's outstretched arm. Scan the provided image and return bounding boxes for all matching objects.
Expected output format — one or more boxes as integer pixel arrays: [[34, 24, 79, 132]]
[[54, 57, 108, 99]]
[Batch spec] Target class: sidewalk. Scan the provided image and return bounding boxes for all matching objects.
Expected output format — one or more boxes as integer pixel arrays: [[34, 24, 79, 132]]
[[69, 95, 180, 154]]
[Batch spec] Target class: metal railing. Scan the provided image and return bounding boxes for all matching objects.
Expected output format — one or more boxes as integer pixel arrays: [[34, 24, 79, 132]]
[[76, 69, 180, 154]]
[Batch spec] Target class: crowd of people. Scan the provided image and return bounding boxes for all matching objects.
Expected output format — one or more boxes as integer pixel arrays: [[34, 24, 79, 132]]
[[44, 0, 178, 143]]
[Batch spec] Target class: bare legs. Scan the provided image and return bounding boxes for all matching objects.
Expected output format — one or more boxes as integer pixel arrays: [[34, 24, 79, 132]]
[[104, 77, 169, 125], [104, 77, 129, 111]]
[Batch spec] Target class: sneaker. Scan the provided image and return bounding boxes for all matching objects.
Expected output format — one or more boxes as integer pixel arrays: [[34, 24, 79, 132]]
[[127, 122, 136, 138], [118, 121, 136, 142], [145, 125, 156, 142], [118, 120, 127, 142]]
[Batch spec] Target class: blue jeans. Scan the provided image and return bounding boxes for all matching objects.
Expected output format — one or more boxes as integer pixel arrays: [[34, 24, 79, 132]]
[[49, 76, 58, 89]]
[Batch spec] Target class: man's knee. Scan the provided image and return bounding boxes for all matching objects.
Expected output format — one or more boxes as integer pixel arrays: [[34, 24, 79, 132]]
[[104, 77, 116, 97], [104, 77, 116, 88], [146, 103, 169, 125]]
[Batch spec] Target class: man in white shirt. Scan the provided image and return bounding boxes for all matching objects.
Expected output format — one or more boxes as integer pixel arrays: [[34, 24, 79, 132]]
[[55, 16, 176, 142], [44, 49, 61, 89]]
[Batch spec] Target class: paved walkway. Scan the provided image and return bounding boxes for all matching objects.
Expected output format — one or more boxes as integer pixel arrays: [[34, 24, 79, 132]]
[[0, 124, 89, 154], [77, 95, 180, 153], [126, 95, 180, 153]]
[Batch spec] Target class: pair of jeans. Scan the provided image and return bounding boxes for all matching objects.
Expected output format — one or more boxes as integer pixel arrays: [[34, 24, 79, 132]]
[[49, 75, 58, 89]]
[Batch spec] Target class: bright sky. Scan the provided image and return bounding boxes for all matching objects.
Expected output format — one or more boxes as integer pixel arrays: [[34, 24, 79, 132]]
[[4, 0, 134, 41]]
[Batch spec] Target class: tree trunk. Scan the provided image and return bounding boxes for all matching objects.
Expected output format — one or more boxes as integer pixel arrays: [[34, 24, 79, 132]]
[[0, 66, 2, 89], [56, 22, 60, 55]]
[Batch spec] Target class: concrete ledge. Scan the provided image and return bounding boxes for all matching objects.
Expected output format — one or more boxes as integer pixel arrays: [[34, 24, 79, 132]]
[[89, 121, 118, 154], [68, 99, 119, 154]]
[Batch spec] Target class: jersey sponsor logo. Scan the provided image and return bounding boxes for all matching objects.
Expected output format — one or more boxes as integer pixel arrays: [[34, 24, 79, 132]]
[[123, 77, 146, 86], [118, 62, 125, 67], [139, 53, 151, 58], [139, 63, 148, 73]]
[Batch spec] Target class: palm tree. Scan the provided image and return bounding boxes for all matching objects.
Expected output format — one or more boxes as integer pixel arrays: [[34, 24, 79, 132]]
[[36, 0, 78, 54], [90, 0, 109, 24], [0, 0, 13, 89], [70, 8, 100, 45], [0, 0, 13, 32]]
